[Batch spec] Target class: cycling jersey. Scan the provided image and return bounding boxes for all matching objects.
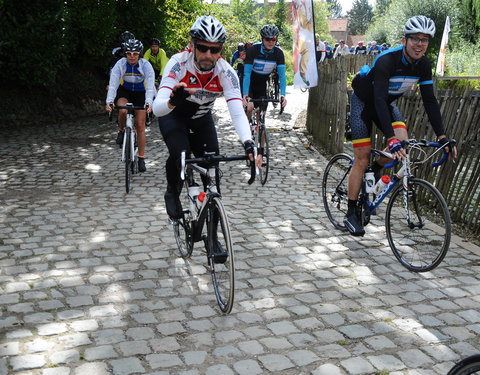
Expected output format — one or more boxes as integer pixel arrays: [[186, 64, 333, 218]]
[[106, 57, 156, 105], [153, 48, 250, 143], [143, 48, 169, 76], [351, 45, 445, 139], [242, 42, 287, 97]]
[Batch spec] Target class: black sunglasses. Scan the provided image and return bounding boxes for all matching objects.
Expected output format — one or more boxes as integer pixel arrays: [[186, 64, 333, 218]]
[[195, 43, 222, 54]]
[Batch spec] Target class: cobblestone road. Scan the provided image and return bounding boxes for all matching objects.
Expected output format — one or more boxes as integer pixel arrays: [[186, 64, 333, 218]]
[[1, 87, 480, 375]]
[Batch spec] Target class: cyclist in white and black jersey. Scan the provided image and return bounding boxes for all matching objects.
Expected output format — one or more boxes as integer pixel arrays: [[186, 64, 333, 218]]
[[344, 15, 457, 236], [242, 24, 287, 121], [153, 15, 254, 220], [106, 38, 155, 173]]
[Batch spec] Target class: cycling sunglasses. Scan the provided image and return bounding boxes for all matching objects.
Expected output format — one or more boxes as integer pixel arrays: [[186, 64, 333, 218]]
[[195, 43, 222, 54], [125, 51, 140, 56], [263, 37, 277, 42]]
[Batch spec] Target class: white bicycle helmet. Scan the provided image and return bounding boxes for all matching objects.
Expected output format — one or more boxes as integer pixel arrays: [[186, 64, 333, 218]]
[[190, 15, 226, 44], [123, 39, 143, 54], [403, 15, 436, 38]]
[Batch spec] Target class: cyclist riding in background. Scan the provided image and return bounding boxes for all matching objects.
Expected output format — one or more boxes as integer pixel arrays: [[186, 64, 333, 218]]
[[106, 38, 155, 173], [242, 24, 287, 122], [152, 15, 254, 220], [231, 43, 247, 93], [143, 38, 169, 88], [344, 15, 457, 237], [109, 31, 135, 72]]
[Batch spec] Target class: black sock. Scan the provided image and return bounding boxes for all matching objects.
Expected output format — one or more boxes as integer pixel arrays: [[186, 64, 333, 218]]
[[348, 199, 357, 213]]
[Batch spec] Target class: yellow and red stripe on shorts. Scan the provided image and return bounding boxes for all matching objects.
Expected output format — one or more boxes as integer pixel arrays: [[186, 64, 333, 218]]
[[392, 121, 407, 131], [353, 138, 371, 149]]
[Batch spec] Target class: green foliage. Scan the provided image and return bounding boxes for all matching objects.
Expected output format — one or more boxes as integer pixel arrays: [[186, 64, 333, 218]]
[[313, 1, 334, 42], [0, 0, 66, 89], [457, 0, 480, 43], [326, 0, 343, 17], [444, 39, 480, 79], [347, 0, 374, 35]]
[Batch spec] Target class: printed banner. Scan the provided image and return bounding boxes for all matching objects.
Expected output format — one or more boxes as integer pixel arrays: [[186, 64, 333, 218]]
[[436, 16, 450, 76], [292, 0, 318, 88]]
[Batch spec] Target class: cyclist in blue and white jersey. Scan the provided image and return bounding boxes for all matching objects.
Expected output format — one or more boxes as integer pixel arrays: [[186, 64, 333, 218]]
[[106, 38, 155, 173], [344, 15, 457, 236], [242, 24, 287, 122], [152, 15, 254, 220]]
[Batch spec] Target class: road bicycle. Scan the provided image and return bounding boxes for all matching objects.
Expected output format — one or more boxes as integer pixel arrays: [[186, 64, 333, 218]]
[[447, 354, 480, 375], [109, 103, 146, 193], [171, 151, 255, 314], [248, 97, 281, 185], [322, 139, 455, 272], [266, 70, 280, 111]]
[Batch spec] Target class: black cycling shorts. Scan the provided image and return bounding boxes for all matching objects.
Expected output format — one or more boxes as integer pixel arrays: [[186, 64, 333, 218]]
[[115, 85, 145, 107], [350, 92, 405, 149]]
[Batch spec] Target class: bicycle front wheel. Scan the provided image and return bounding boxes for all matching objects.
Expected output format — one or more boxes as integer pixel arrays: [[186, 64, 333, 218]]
[[206, 197, 234, 314], [386, 178, 451, 272], [124, 128, 132, 194], [322, 153, 353, 231], [447, 354, 480, 375], [257, 124, 270, 185]]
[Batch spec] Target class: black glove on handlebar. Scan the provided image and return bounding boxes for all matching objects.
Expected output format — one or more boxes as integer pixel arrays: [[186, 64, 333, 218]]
[[169, 87, 191, 107], [243, 139, 255, 157]]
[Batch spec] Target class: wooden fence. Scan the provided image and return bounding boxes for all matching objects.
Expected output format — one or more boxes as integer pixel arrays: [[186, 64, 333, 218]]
[[306, 54, 480, 235]]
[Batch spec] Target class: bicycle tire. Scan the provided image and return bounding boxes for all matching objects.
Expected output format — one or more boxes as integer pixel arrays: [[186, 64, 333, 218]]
[[447, 354, 480, 375], [257, 124, 270, 185], [124, 127, 132, 194], [206, 196, 234, 314], [322, 153, 353, 231], [385, 178, 451, 272]]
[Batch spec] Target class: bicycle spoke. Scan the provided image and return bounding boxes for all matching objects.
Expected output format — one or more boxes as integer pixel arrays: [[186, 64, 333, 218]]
[[173, 218, 193, 258], [322, 153, 352, 231], [207, 197, 234, 314], [386, 178, 451, 272]]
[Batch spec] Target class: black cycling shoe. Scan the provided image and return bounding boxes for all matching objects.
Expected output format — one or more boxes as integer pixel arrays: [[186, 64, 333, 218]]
[[138, 158, 146, 172], [212, 240, 228, 264], [164, 186, 182, 219], [344, 209, 365, 237], [116, 131, 124, 147]]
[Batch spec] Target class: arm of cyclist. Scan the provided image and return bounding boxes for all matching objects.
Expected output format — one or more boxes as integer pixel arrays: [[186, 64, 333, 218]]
[[277, 64, 287, 108], [142, 60, 156, 114], [242, 63, 253, 107], [105, 59, 124, 111]]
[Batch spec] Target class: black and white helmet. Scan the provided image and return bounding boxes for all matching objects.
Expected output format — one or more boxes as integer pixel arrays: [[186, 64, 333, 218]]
[[260, 24, 279, 39], [123, 39, 143, 54], [190, 15, 226, 44], [119, 31, 135, 44], [403, 15, 436, 38]]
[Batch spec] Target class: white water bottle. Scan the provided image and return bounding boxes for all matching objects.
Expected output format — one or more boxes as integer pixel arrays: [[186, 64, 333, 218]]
[[364, 168, 375, 193], [374, 175, 391, 195], [188, 185, 200, 213]]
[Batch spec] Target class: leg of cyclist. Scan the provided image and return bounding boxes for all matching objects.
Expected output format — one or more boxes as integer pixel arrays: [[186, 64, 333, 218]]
[[115, 96, 128, 147], [344, 93, 374, 236], [159, 114, 191, 219], [371, 104, 407, 180]]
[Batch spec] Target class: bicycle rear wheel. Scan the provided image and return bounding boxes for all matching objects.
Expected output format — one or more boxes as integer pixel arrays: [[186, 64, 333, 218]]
[[206, 196, 234, 314], [257, 124, 270, 185], [447, 354, 480, 375], [385, 178, 451, 272], [124, 128, 132, 194], [322, 153, 353, 231]]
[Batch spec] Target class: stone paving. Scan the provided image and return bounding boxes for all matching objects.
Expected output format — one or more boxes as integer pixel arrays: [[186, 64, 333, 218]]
[[1, 86, 480, 375]]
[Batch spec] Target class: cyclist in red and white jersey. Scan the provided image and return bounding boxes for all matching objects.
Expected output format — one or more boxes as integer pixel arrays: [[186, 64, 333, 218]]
[[153, 15, 254, 220]]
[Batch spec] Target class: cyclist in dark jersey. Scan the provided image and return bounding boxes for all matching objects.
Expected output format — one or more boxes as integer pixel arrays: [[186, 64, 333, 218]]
[[242, 24, 287, 122], [344, 15, 457, 236]]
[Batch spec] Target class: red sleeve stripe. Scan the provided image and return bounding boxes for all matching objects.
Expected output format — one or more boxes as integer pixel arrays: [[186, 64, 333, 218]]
[[226, 97, 242, 103]]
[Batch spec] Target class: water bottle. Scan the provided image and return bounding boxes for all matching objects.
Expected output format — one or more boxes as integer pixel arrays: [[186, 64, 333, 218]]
[[188, 184, 200, 214], [196, 192, 206, 211], [374, 175, 391, 195], [364, 167, 375, 193]]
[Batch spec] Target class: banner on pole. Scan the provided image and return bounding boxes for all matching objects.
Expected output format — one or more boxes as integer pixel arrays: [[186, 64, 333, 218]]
[[436, 16, 450, 76], [292, 0, 318, 88]]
